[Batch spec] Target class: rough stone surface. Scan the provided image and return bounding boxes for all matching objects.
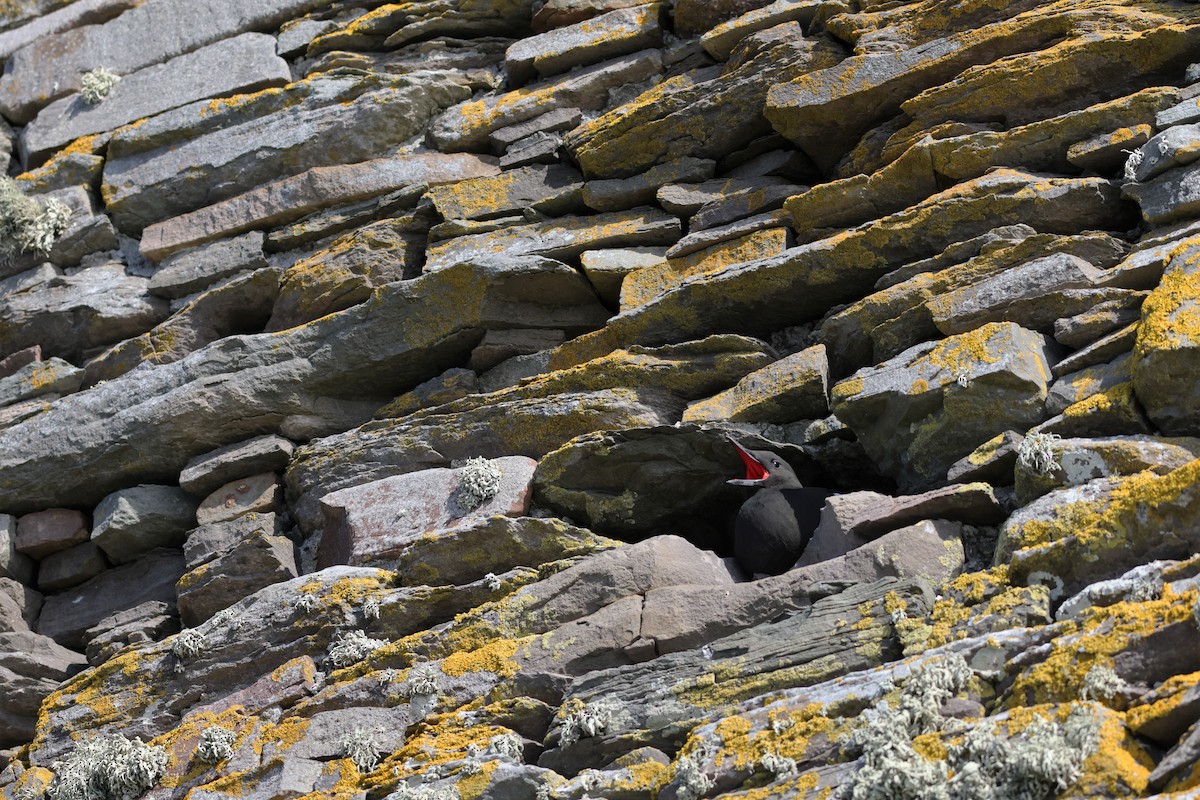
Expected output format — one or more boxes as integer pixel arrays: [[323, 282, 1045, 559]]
[[177, 529, 297, 626], [0, 514, 34, 585], [196, 472, 282, 527], [0, 631, 86, 747], [317, 456, 537, 568], [505, 4, 662, 86], [91, 485, 200, 565], [184, 512, 278, 570], [149, 231, 268, 300], [37, 541, 108, 592], [180, 436, 295, 497], [683, 344, 828, 423], [1133, 237, 1200, 435], [15, 509, 89, 559], [0, 577, 40, 633], [0, 357, 82, 407], [83, 600, 179, 667]]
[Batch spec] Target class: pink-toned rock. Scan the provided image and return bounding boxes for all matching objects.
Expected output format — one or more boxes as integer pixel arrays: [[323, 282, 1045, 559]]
[[317, 456, 538, 568], [15, 509, 89, 559], [196, 473, 283, 526], [0, 345, 40, 380]]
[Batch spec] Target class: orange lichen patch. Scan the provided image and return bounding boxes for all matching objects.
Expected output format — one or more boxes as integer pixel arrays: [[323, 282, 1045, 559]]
[[830, 376, 864, 401], [363, 714, 512, 793], [254, 715, 313, 758], [1007, 591, 1198, 707], [609, 759, 670, 795], [150, 706, 251, 787], [1125, 670, 1200, 732], [925, 322, 1006, 378], [911, 732, 948, 761], [456, 759, 499, 800], [1133, 228, 1200, 357], [1061, 382, 1137, 418], [1075, 707, 1155, 796], [440, 639, 521, 678]]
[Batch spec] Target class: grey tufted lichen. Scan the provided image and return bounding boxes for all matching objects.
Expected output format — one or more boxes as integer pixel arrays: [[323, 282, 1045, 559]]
[[47, 735, 168, 800], [454, 457, 503, 511], [0, 177, 71, 259], [195, 726, 236, 764], [79, 66, 121, 104]]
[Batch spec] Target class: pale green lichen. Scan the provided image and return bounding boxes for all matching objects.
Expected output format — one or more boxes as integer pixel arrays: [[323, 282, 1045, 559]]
[[1122, 148, 1143, 183], [327, 629, 386, 669], [455, 457, 503, 511], [195, 725, 236, 764], [673, 744, 716, 800], [0, 177, 71, 258], [79, 67, 120, 105], [1017, 432, 1060, 476], [559, 699, 617, 748], [47, 735, 168, 800], [1081, 665, 1130, 703], [363, 596, 381, 620], [341, 728, 382, 772], [170, 628, 206, 669]]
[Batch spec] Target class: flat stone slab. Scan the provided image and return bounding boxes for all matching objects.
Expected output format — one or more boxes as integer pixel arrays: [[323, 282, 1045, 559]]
[[1125, 159, 1200, 226], [0, 631, 86, 747], [184, 512, 277, 569], [91, 485, 200, 565], [0, 0, 138, 60], [488, 107, 582, 154], [425, 208, 681, 271], [139, 152, 497, 261], [36, 548, 185, 649], [0, 576, 40, 634], [20, 33, 289, 165], [37, 541, 108, 592], [148, 231, 267, 300], [0, 0, 337, 123], [15, 509, 89, 559], [317, 456, 538, 568], [583, 157, 716, 213], [579, 246, 667, 305], [180, 435, 295, 497], [0, 357, 83, 408], [0, 514, 35, 585], [176, 528, 297, 627], [505, 4, 662, 86], [683, 343, 828, 423], [425, 164, 584, 221], [196, 473, 282, 526], [700, 0, 823, 60], [103, 71, 470, 234]]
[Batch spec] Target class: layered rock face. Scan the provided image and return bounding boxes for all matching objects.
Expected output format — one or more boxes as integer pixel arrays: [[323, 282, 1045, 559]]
[[2, 0, 1200, 798]]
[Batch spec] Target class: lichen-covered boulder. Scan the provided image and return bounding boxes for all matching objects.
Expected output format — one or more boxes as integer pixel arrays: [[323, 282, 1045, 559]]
[[831, 322, 1054, 490]]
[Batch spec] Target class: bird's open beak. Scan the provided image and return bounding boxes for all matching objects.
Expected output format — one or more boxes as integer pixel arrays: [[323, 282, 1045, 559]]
[[726, 436, 770, 486]]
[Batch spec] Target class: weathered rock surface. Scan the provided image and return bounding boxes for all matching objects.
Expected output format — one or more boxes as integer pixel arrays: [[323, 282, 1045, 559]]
[[505, 4, 662, 86], [37, 541, 107, 592], [148, 231, 268, 300], [180, 436, 295, 497], [91, 484, 199, 565], [15, 509, 89, 559], [0, 515, 34, 585], [176, 529, 297, 626], [683, 344, 828, 423], [0, 631, 86, 747], [196, 473, 282, 526], [0, 357, 82, 407]]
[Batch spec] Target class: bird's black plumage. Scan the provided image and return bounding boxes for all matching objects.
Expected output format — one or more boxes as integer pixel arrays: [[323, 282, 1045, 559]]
[[727, 437, 834, 576]]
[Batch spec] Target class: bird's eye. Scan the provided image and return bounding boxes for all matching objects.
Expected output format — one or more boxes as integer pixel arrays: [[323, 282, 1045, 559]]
[[772, 460, 781, 468]]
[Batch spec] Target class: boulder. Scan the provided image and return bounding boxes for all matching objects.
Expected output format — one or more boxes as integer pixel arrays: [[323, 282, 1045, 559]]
[[0, 357, 82, 408], [37, 541, 108, 592], [0, 577, 41, 633], [505, 4, 662, 85], [0, 514, 34, 585], [0, 0, 140, 60], [683, 344, 828, 424], [36, 548, 185, 649], [426, 164, 584, 221], [83, 600, 179, 667], [1133, 236, 1200, 435], [176, 529, 298, 626], [0, 262, 170, 364], [831, 322, 1055, 489], [196, 473, 282, 527], [148, 231, 267, 300], [184, 512, 278, 570], [179, 435, 295, 497], [15, 509, 89, 559], [103, 71, 470, 233], [18, 33, 290, 165], [0, 631, 86, 747], [316, 456, 537, 568], [90, 485, 199, 565]]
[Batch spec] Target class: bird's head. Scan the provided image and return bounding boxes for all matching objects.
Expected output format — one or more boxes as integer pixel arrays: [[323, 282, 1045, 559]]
[[725, 436, 802, 489]]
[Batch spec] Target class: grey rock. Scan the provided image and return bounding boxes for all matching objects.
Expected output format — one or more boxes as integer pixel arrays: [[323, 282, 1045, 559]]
[[176, 529, 297, 627], [468, 329, 565, 372], [0, 516, 34, 585], [1066, 123, 1152, 174], [184, 512, 277, 570], [317, 456, 537, 568], [1133, 236, 1200, 435], [1052, 321, 1138, 378], [15, 509, 89, 559], [0, 578, 40, 634], [0, 358, 82, 408], [700, 0, 824, 60], [797, 482, 1005, 567], [945, 431, 1024, 485], [0, 346, 40, 380], [567, 32, 845, 179], [1097, 220, 1200, 291], [0, 631, 86, 747], [430, 50, 663, 151], [665, 209, 791, 259], [1047, 352, 1133, 415], [691, 182, 803, 232], [196, 473, 282, 527], [927, 252, 1103, 335], [582, 158, 716, 213], [657, 177, 791, 216], [39, 185, 119, 270], [489, 107, 582, 154], [103, 71, 470, 234], [275, 18, 338, 57], [1124, 159, 1200, 225], [19, 33, 289, 165], [37, 541, 108, 592], [1014, 435, 1200, 505], [1158, 95, 1200, 128], [1133, 122, 1200, 183], [505, 5, 661, 85], [91, 485, 199, 565], [0, 0, 338, 123], [1052, 290, 1145, 349], [425, 208, 681, 272], [683, 344, 828, 423], [531, 0, 648, 31], [180, 435, 295, 497], [265, 185, 429, 253], [83, 600, 178, 667], [373, 369, 481, 420], [425, 164, 584, 221], [82, 266, 281, 386], [579, 246, 666, 305], [386, 515, 619, 588], [0, 261, 169, 364], [0, 256, 610, 514], [148, 231, 267, 300], [37, 548, 184, 649], [0, 0, 139, 60], [831, 322, 1053, 490], [499, 131, 564, 168], [1149, 718, 1200, 790], [140, 153, 495, 261], [266, 707, 408, 762]]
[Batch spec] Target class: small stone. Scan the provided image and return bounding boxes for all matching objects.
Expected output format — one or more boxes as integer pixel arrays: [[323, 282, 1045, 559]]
[[83, 600, 178, 667], [1066, 123, 1152, 174], [1132, 122, 1200, 183], [0, 358, 82, 408], [582, 157, 716, 213], [0, 346, 41, 380], [373, 369, 481, 419], [184, 512, 277, 570], [505, 4, 662, 86], [683, 344, 828, 424], [664, 209, 789, 259], [179, 435, 295, 497], [148, 231, 267, 300], [15, 509, 89, 559], [425, 164, 584, 221], [37, 541, 108, 592], [0, 576, 41, 633], [0, 631, 86, 747], [176, 529, 297, 626], [689, 182, 803, 231], [91, 485, 199, 565], [579, 246, 667, 305], [488, 107, 582, 154], [945, 430, 1024, 485], [700, 0, 824, 60], [499, 131, 564, 168], [1123, 160, 1200, 226], [195, 473, 282, 527]]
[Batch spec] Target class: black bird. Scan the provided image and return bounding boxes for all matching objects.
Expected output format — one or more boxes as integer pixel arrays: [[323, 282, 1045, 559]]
[[727, 436, 836, 577]]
